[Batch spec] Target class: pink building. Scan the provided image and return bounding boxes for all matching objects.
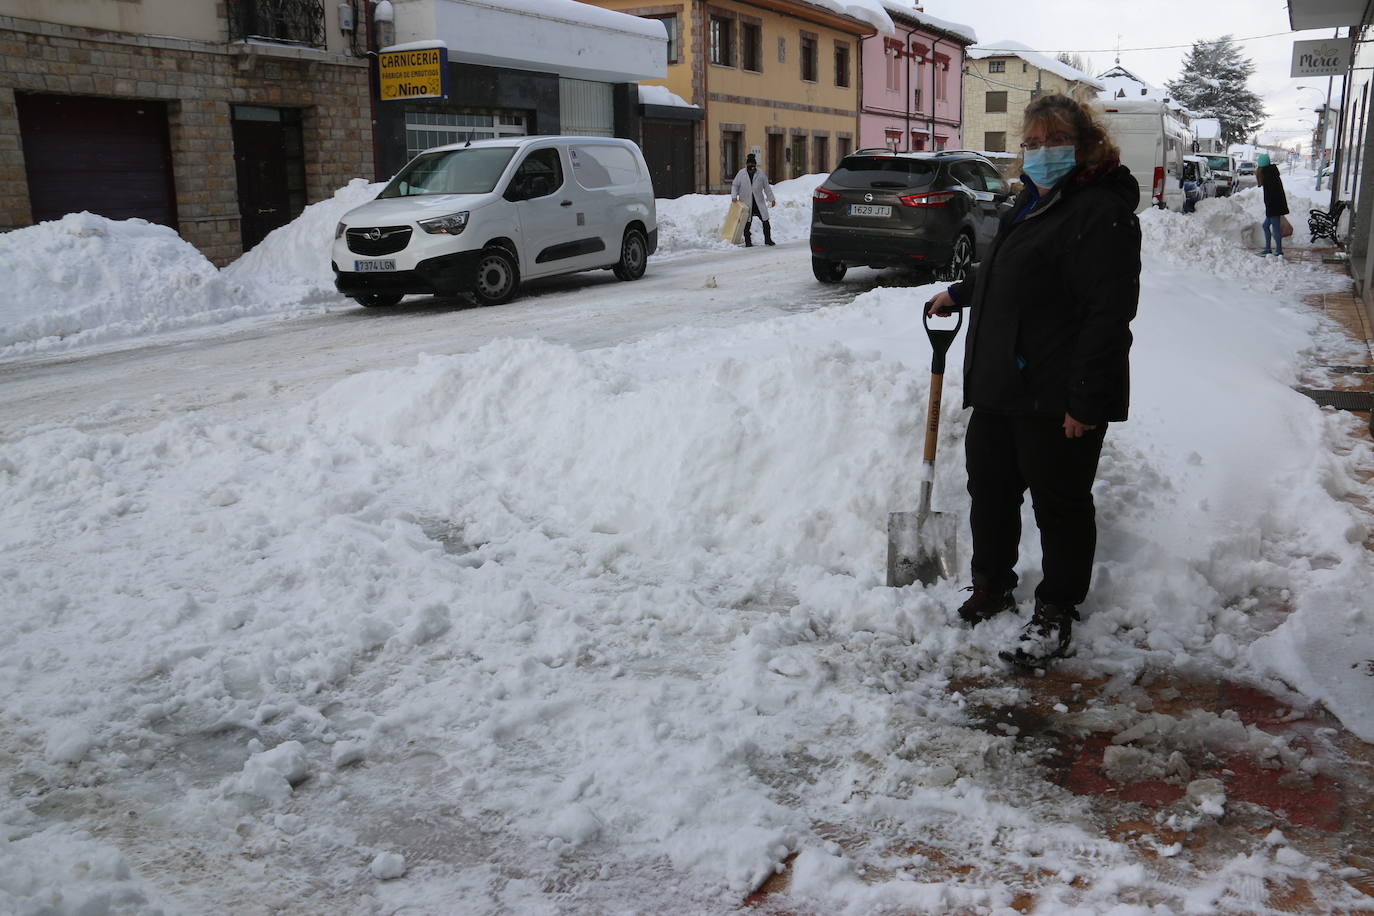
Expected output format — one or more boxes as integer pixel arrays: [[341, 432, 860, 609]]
[[859, 6, 975, 152]]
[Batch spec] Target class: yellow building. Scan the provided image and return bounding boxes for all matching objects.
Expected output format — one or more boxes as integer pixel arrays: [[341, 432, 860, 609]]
[[581, 0, 875, 192], [962, 40, 1103, 154]]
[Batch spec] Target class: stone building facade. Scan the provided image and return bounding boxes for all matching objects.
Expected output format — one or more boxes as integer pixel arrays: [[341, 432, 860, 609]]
[[961, 41, 1103, 155], [0, 3, 372, 265]]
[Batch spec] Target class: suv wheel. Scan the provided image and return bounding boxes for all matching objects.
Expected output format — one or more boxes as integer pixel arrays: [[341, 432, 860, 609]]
[[613, 228, 648, 281], [812, 257, 846, 283], [472, 247, 519, 306], [353, 293, 403, 308], [937, 233, 974, 282]]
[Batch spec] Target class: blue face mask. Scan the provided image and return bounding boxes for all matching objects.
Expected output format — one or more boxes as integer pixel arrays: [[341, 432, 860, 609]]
[[1023, 145, 1077, 189]]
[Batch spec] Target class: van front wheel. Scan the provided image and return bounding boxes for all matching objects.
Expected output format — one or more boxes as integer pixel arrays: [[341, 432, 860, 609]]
[[472, 247, 519, 306], [613, 228, 648, 281]]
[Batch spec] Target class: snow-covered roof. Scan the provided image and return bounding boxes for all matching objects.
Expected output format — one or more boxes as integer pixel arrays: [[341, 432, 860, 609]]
[[969, 39, 1105, 90], [808, 0, 895, 35], [878, 1, 976, 44], [638, 84, 697, 108]]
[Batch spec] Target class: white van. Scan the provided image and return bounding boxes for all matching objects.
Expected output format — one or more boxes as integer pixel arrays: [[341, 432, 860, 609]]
[[333, 136, 658, 307], [1097, 100, 1193, 213]]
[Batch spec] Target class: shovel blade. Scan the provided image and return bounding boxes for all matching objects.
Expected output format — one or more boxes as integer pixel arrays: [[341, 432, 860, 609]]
[[886, 509, 958, 587]]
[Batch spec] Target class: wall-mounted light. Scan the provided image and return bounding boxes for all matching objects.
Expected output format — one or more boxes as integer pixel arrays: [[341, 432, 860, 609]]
[[373, 0, 395, 49]]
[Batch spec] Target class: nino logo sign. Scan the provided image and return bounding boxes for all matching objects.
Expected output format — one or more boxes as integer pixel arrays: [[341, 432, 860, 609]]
[[378, 46, 449, 101], [1291, 38, 1350, 78]]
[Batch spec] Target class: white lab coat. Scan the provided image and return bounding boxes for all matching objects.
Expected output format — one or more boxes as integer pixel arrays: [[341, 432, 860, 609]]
[[731, 167, 776, 219]]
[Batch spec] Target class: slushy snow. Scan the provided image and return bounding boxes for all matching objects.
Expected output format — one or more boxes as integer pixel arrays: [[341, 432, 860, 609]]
[[1, 168, 1372, 914]]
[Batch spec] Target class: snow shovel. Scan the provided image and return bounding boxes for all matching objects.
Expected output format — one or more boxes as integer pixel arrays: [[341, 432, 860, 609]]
[[886, 305, 964, 588]]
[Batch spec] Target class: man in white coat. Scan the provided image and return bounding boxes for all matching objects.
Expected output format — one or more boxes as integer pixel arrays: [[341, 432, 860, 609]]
[[731, 153, 777, 247]]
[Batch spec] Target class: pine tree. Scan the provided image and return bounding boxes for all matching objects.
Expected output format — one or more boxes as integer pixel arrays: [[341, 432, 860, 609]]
[[1165, 36, 1266, 144]]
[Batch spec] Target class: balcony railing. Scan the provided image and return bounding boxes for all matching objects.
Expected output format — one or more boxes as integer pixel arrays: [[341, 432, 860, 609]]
[[227, 0, 327, 49]]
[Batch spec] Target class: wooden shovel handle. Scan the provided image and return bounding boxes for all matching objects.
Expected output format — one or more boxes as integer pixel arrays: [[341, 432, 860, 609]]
[[923, 373, 944, 463]]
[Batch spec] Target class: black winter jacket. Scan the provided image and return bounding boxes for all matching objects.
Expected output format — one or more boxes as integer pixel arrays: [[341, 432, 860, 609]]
[[948, 163, 1141, 425], [1258, 165, 1289, 217]]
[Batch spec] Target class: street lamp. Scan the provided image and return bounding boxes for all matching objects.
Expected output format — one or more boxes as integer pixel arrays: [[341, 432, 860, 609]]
[[1297, 83, 1333, 190]]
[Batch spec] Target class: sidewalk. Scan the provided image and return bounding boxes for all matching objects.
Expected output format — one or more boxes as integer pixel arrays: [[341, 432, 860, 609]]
[[748, 247, 1374, 914]]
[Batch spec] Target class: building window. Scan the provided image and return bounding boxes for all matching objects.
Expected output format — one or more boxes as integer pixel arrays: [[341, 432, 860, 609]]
[[934, 135, 947, 151], [404, 110, 527, 160], [984, 131, 1007, 152], [722, 129, 742, 176], [885, 39, 901, 90], [741, 21, 762, 71], [936, 61, 948, 102], [985, 91, 1007, 114], [643, 15, 680, 64], [988, 59, 1005, 73], [778, 36, 786, 62], [884, 128, 901, 151], [838, 136, 852, 159], [813, 135, 827, 173], [1023, 62, 1028, 72], [913, 86, 922, 109], [710, 15, 734, 67], [800, 33, 818, 82], [834, 41, 850, 88], [791, 133, 807, 177]]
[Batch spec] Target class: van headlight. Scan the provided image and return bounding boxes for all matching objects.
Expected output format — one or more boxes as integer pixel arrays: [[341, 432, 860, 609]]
[[335, 222, 347, 239], [418, 212, 470, 235]]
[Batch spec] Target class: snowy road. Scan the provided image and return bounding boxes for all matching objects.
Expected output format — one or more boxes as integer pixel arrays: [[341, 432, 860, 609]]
[[0, 242, 905, 439]]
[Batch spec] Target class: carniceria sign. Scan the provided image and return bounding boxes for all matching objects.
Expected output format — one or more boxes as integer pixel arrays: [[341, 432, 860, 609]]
[[378, 44, 449, 101], [1291, 37, 1351, 78]]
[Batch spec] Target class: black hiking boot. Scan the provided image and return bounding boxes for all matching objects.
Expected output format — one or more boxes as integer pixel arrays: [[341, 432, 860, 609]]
[[956, 584, 1016, 626], [999, 599, 1080, 669], [763, 224, 775, 246]]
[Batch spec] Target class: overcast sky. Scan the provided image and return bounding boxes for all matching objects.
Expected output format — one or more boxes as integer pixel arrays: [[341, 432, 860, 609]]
[[937, 0, 1347, 147]]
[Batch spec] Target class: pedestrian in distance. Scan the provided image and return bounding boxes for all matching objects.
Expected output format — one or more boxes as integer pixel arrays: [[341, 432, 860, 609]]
[[1255, 153, 1289, 257], [1182, 174, 1201, 213], [731, 153, 776, 247], [924, 94, 1142, 669]]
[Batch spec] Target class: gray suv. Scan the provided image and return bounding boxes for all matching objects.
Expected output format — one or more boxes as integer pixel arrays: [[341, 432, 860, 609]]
[[809, 149, 1013, 283]]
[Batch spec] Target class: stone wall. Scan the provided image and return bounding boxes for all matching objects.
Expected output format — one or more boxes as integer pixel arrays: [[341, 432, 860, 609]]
[[0, 14, 372, 265]]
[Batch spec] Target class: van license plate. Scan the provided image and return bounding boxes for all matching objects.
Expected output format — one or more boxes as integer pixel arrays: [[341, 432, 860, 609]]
[[849, 204, 891, 217], [354, 259, 396, 272]]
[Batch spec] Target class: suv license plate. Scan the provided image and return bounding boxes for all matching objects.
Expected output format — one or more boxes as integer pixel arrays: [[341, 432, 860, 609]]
[[354, 259, 396, 272], [849, 204, 892, 217]]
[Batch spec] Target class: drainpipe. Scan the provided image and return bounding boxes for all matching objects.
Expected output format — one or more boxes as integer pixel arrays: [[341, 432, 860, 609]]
[[903, 25, 915, 150], [929, 36, 938, 149]]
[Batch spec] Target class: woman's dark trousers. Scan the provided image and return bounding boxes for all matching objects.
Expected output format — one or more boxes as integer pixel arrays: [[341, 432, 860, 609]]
[[964, 410, 1107, 606]]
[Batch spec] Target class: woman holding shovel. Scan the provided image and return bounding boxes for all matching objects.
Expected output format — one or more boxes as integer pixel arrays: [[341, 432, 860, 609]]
[[925, 94, 1141, 668]]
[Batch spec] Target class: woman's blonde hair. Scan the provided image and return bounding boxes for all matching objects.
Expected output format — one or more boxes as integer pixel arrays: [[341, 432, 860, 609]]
[[1023, 94, 1120, 170]]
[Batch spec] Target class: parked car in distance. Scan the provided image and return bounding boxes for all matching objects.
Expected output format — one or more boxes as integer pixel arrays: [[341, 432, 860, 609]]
[[1182, 155, 1218, 201], [1202, 153, 1237, 196], [333, 136, 657, 308], [809, 148, 1014, 284], [1235, 160, 1258, 190]]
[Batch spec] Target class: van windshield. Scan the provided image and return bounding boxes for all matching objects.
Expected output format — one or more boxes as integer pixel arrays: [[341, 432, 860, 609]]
[[1203, 155, 1231, 171], [829, 157, 937, 190], [378, 148, 517, 198]]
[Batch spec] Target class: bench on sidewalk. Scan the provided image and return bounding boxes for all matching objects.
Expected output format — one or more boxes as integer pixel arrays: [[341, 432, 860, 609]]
[[1309, 199, 1348, 245]]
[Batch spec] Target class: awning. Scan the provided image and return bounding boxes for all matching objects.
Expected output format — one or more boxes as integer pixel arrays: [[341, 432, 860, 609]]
[[1288, 0, 1367, 30]]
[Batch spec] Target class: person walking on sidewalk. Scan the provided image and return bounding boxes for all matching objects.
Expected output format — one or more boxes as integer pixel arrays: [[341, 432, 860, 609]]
[[924, 94, 1142, 668], [1255, 152, 1289, 257], [731, 153, 777, 247]]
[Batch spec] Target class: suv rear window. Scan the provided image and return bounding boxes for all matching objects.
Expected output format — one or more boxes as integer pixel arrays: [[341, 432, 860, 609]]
[[828, 156, 938, 190]]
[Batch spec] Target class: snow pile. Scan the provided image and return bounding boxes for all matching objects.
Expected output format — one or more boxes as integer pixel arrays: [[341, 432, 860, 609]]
[[1, 157, 1373, 913], [0, 173, 827, 360], [0, 212, 251, 355], [222, 178, 384, 303], [654, 173, 825, 257]]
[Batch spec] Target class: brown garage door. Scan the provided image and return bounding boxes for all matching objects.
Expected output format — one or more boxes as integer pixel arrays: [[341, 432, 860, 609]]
[[16, 93, 178, 228]]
